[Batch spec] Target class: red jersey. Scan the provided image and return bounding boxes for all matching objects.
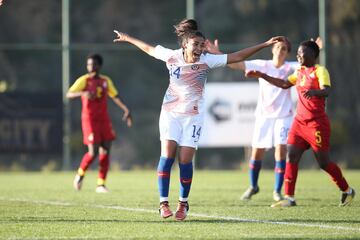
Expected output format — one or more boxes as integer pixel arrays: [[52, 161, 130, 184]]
[[68, 74, 118, 121], [288, 64, 331, 121]]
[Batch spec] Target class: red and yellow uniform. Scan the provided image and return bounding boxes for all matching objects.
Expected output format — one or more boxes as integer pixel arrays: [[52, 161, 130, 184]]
[[68, 74, 118, 144], [287, 64, 331, 151]]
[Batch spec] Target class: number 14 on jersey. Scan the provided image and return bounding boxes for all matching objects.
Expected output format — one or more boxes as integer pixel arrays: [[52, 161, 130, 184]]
[[169, 66, 181, 79]]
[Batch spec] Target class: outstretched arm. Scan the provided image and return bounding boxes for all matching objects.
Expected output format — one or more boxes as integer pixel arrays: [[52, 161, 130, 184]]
[[227, 36, 285, 64], [206, 39, 246, 71], [111, 96, 133, 127], [113, 30, 156, 57], [245, 70, 293, 89]]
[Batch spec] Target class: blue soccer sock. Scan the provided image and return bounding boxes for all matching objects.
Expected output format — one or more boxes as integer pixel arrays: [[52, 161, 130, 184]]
[[249, 159, 262, 189], [179, 161, 193, 202], [157, 156, 175, 202], [274, 159, 286, 192]]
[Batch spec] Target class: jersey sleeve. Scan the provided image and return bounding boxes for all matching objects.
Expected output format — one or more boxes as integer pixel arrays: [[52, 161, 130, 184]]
[[153, 45, 175, 62], [287, 69, 298, 85], [244, 59, 267, 71], [315, 65, 331, 87], [103, 76, 119, 98], [203, 53, 227, 68], [68, 75, 87, 92]]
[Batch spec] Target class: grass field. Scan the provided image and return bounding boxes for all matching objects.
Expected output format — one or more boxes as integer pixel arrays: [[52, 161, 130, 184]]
[[0, 170, 359, 239]]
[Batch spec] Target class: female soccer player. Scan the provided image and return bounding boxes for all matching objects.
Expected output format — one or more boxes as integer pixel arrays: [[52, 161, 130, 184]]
[[67, 54, 132, 193], [207, 38, 296, 202], [113, 20, 285, 220], [245, 40, 355, 207]]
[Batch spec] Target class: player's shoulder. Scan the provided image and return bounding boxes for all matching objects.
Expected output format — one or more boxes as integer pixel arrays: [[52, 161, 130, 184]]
[[75, 73, 90, 82], [284, 61, 298, 68], [314, 64, 328, 72], [246, 59, 269, 67], [99, 74, 114, 83]]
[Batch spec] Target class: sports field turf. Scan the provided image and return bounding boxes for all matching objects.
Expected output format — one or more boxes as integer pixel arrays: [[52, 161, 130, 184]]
[[0, 170, 359, 239]]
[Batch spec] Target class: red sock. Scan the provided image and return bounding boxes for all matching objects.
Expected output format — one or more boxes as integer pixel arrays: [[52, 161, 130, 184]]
[[284, 162, 298, 196], [79, 153, 95, 172], [324, 161, 349, 191], [98, 154, 110, 181]]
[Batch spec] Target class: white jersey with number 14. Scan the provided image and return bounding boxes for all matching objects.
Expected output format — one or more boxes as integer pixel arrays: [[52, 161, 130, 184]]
[[153, 45, 227, 116]]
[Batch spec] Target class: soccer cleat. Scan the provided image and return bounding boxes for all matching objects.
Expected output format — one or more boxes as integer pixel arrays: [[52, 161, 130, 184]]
[[73, 174, 84, 191], [175, 201, 189, 221], [271, 197, 297, 208], [95, 185, 109, 193], [273, 191, 284, 202], [241, 186, 259, 200], [339, 188, 355, 206], [159, 201, 173, 219]]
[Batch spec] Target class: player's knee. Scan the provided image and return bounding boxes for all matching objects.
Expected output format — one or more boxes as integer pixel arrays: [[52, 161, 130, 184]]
[[287, 152, 299, 163], [317, 160, 329, 170]]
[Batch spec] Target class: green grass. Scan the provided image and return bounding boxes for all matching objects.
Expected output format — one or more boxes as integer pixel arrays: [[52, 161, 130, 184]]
[[0, 170, 359, 239]]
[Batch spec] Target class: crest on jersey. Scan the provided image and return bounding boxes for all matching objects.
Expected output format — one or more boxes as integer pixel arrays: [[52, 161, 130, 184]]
[[191, 64, 199, 70]]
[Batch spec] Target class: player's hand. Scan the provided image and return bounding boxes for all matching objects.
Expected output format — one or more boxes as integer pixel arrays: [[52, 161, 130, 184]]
[[265, 36, 286, 46], [302, 89, 317, 99], [122, 111, 132, 127], [311, 37, 323, 50], [245, 70, 264, 78], [82, 91, 95, 100], [0, 0, 4, 6], [113, 30, 129, 42], [205, 39, 222, 54]]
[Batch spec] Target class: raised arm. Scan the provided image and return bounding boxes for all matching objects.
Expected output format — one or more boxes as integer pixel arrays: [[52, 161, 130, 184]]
[[245, 70, 293, 89], [227, 36, 285, 64], [113, 30, 156, 57], [205, 39, 246, 71]]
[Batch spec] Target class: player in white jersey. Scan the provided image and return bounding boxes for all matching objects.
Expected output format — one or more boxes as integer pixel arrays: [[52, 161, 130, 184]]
[[207, 38, 322, 203], [113, 20, 284, 220]]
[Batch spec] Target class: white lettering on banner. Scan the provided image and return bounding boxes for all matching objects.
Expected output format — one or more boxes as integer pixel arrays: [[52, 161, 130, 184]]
[[199, 82, 258, 147], [0, 119, 51, 150]]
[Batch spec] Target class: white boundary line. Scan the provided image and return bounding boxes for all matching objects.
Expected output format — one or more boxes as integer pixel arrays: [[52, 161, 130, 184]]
[[1, 197, 360, 232]]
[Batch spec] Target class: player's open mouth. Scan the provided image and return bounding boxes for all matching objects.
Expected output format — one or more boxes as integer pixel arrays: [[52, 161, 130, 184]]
[[193, 52, 201, 59]]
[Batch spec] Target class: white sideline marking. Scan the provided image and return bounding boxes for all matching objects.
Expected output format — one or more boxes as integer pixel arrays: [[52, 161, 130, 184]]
[[1, 197, 359, 232]]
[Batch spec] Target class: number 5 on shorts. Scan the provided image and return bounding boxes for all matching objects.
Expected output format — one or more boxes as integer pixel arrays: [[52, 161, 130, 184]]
[[315, 130, 322, 146]]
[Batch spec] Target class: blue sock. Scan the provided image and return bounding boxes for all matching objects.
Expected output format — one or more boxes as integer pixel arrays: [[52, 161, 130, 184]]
[[179, 161, 193, 202], [274, 159, 286, 192], [249, 159, 262, 188], [157, 156, 175, 202]]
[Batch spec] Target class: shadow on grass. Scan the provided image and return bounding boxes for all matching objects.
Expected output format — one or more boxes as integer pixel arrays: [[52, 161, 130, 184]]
[[2, 217, 360, 225]]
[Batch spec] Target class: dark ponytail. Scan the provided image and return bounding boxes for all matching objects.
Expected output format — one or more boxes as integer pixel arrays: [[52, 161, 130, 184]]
[[174, 19, 198, 38]]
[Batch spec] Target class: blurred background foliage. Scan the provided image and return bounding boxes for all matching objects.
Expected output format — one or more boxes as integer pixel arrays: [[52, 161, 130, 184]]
[[0, 0, 359, 170]]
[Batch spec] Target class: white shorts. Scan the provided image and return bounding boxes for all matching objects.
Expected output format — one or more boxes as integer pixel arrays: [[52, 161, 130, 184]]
[[251, 115, 293, 148], [159, 110, 203, 148]]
